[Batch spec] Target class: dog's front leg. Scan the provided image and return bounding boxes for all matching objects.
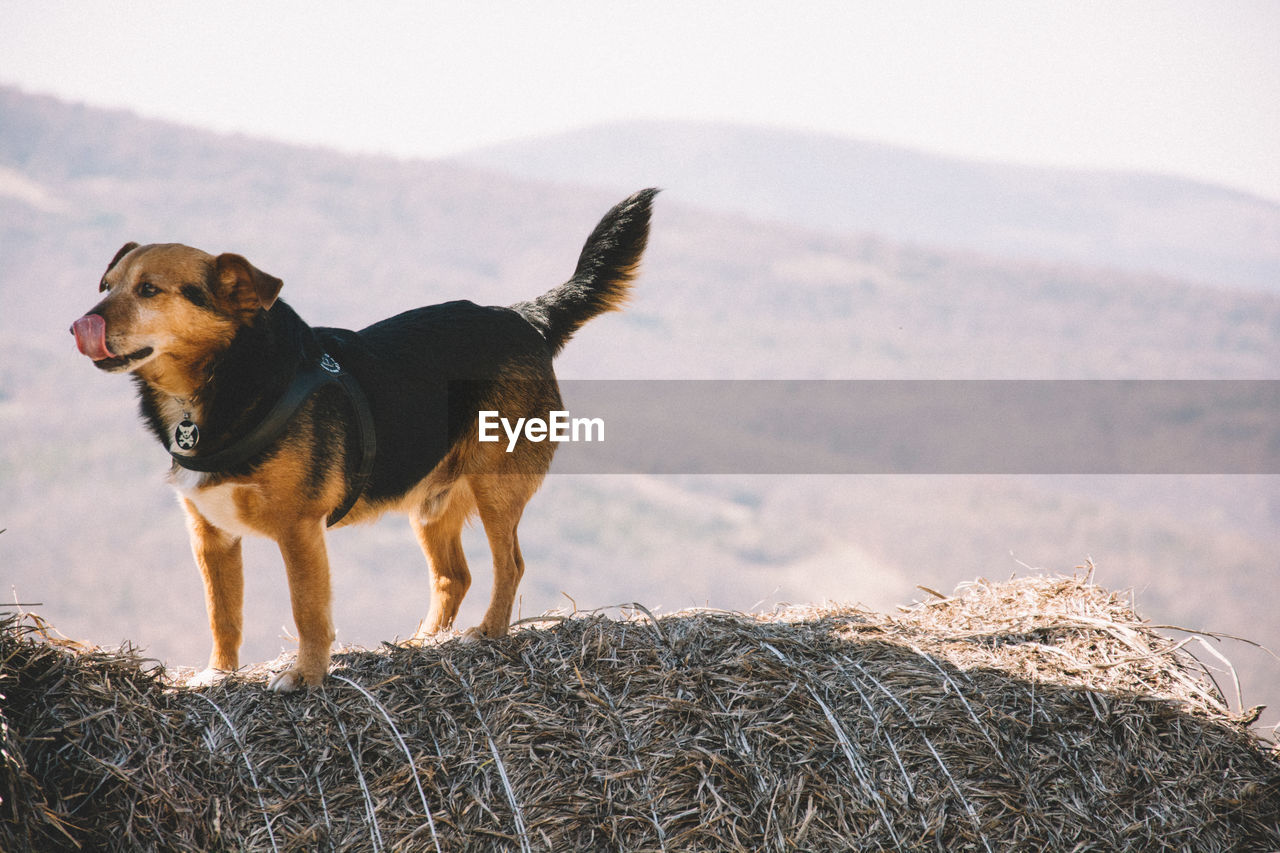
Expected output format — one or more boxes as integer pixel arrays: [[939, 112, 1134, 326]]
[[268, 519, 335, 692], [183, 500, 244, 686]]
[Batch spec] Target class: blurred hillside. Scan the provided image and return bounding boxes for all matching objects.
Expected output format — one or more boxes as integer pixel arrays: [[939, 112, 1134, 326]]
[[458, 120, 1280, 293], [1, 86, 1277, 728]]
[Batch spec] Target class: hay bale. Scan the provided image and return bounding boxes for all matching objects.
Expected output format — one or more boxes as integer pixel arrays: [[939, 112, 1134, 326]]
[[2, 574, 1278, 851]]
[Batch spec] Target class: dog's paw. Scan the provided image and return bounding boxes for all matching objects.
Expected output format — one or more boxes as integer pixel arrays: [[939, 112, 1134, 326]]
[[459, 625, 504, 644], [409, 614, 463, 644], [187, 667, 232, 688], [406, 627, 460, 647], [267, 668, 311, 692]]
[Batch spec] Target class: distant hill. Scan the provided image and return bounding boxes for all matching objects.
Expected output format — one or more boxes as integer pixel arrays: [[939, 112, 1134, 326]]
[[457, 120, 1280, 292], [1, 86, 1278, 730]]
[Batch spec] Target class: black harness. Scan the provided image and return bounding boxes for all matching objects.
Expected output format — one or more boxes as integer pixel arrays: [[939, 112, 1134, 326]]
[[168, 353, 376, 527]]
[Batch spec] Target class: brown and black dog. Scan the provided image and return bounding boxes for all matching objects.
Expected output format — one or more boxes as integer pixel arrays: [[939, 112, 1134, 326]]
[[71, 189, 656, 691]]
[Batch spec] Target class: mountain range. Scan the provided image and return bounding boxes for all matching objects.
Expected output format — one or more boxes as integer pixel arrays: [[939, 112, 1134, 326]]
[[458, 120, 1280, 293]]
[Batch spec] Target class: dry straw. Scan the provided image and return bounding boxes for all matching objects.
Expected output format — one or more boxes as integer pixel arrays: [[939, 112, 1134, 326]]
[[3, 573, 1279, 851]]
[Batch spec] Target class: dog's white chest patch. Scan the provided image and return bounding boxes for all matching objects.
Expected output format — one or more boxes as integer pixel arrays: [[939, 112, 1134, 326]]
[[172, 468, 259, 537]]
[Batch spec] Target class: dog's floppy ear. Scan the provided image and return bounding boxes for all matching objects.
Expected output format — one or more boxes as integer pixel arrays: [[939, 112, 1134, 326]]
[[101, 242, 140, 290], [214, 253, 283, 318]]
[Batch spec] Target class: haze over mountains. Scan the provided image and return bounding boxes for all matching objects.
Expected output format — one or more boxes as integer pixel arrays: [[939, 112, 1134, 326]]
[[1, 86, 1277, 726], [458, 121, 1280, 293]]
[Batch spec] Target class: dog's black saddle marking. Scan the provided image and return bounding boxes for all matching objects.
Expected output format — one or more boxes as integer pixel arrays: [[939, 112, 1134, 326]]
[[169, 354, 376, 527]]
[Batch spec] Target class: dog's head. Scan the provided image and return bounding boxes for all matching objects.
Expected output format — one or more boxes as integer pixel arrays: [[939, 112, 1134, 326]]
[[70, 243, 283, 380]]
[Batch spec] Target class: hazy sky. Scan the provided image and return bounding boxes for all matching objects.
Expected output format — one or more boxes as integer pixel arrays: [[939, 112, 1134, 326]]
[[3, 1, 1279, 201]]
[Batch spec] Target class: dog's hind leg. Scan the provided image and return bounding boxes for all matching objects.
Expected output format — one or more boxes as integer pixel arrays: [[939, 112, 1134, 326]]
[[412, 510, 473, 639], [408, 479, 476, 640], [468, 473, 539, 639], [183, 501, 244, 686]]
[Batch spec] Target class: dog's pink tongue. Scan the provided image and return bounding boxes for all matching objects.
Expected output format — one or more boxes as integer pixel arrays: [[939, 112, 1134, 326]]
[[71, 314, 113, 360]]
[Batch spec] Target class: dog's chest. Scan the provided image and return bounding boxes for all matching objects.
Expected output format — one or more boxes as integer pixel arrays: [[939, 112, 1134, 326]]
[[172, 468, 260, 537]]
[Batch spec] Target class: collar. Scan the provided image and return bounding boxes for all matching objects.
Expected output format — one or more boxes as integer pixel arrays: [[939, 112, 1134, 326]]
[[169, 353, 375, 527]]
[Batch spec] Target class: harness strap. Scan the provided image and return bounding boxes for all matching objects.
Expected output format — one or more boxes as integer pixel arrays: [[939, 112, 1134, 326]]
[[326, 370, 376, 527], [169, 354, 376, 527]]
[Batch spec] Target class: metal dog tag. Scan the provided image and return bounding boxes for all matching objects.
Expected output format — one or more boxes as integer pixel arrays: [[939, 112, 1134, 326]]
[[175, 419, 200, 450]]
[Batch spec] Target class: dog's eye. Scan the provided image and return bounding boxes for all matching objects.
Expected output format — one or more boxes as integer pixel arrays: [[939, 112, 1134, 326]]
[[137, 282, 161, 298]]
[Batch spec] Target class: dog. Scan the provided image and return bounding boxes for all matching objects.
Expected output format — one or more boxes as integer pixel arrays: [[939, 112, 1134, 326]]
[[70, 189, 657, 691]]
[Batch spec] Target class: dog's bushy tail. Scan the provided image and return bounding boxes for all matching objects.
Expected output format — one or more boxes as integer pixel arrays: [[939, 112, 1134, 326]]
[[514, 188, 658, 356]]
